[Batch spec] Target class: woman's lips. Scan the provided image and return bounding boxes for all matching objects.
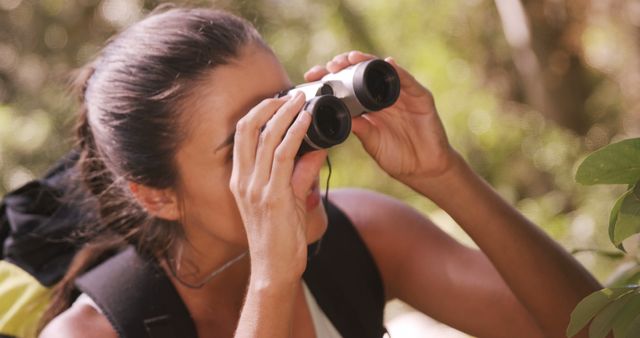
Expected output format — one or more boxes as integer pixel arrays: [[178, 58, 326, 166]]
[[305, 180, 321, 211]]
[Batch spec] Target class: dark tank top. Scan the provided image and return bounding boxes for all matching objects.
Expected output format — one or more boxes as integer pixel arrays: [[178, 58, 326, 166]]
[[75, 200, 388, 338]]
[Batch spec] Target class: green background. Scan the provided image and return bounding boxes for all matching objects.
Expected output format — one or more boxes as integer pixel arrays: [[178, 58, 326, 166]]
[[2, 0, 640, 335]]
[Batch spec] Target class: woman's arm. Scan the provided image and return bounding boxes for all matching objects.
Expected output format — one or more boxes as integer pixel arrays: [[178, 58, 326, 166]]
[[405, 152, 601, 337], [230, 93, 327, 336], [306, 51, 601, 338], [331, 188, 546, 338], [234, 278, 299, 337]]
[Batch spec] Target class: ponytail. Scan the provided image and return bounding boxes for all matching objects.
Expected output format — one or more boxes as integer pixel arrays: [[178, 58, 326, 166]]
[[38, 6, 260, 331], [40, 59, 184, 330], [38, 62, 132, 330]]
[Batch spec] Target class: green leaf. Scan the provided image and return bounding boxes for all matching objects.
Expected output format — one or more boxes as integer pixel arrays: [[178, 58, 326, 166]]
[[576, 138, 640, 185], [589, 292, 635, 338], [609, 191, 630, 252], [608, 265, 640, 288], [611, 187, 640, 248], [621, 313, 640, 338], [612, 292, 640, 338], [571, 248, 626, 260], [567, 287, 637, 337]]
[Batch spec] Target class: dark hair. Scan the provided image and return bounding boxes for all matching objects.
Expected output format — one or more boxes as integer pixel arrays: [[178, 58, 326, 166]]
[[40, 5, 265, 328]]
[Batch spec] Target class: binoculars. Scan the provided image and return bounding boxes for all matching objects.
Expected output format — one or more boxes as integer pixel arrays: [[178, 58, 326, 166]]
[[277, 59, 401, 156]]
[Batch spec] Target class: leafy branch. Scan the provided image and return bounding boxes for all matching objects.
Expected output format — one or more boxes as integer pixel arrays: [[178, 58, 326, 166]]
[[568, 138, 640, 337]]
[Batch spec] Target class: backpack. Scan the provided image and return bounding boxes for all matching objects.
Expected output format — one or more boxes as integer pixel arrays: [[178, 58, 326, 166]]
[[1, 152, 83, 338], [0, 152, 387, 337]]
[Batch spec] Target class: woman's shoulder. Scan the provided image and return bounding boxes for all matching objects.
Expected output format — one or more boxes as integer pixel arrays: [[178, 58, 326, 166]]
[[328, 188, 425, 231], [328, 188, 463, 301], [39, 303, 117, 338], [328, 188, 460, 256]]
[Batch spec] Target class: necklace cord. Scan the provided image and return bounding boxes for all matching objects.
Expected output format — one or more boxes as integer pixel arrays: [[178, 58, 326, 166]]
[[324, 155, 332, 206], [165, 249, 247, 289]]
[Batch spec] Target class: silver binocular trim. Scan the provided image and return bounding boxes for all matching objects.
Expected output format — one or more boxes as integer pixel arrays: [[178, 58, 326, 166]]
[[279, 59, 401, 155]]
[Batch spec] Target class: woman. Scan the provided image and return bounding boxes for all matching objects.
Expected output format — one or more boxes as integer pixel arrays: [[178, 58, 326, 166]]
[[38, 5, 600, 338]]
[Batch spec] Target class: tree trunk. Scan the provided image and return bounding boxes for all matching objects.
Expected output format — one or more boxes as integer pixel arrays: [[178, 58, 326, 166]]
[[496, 0, 596, 135]]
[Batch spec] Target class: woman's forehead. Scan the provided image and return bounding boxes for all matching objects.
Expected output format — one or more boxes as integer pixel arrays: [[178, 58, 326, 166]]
[[180, 44, 291, 148]]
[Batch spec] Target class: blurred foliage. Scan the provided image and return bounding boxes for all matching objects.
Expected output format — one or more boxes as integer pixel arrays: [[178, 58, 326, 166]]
[[1, 0, 640, 324], [567, 285, 640, 338], [568, 139, 639, 337]]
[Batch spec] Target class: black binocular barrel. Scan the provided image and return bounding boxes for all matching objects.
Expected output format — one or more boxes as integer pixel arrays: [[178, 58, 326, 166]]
[[297, 95, 351, 157], [292, 59, 401, 156]]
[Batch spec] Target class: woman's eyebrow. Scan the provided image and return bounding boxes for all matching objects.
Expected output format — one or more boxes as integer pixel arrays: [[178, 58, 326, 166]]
[[215, 131, 235, 152], [213, 88, 291, 153]]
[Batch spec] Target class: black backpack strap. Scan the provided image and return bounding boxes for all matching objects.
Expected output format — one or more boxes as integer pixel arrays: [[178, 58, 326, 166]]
[[70, 199, 384, 338], [303, 200, 387, 338], [75, 246, 198, 338]]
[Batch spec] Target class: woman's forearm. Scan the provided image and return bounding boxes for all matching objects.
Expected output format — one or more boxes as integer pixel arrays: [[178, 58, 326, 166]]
[[405, 151, 601, 337], [234, 275, 298, 338]]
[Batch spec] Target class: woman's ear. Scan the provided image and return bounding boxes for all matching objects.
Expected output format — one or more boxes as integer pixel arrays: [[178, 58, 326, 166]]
[[128, 182, 180, 221]]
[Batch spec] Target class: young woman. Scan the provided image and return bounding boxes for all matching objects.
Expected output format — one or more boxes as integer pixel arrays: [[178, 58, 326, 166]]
[[38, 5, 600, 338]]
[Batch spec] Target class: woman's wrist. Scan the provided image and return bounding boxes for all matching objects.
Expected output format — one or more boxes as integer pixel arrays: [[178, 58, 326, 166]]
[[244, 218, 308, 284], [248, 249, 307, 288], [400, 149, 470, 200], [237, 268, 299, 338], [248, 267, 301, 296]]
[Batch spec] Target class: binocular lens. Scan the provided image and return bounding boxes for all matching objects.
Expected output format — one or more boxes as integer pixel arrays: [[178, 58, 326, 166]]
[[354, 59, 401, 111], [297, 95, 351, 156], [316, 104, 342, 139], [366, 68, 393, 106]]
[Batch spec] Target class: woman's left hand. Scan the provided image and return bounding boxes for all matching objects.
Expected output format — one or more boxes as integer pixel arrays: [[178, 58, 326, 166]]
[[304, 51, 456, 183]]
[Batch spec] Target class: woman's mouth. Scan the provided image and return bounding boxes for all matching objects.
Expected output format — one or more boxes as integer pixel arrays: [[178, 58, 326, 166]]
[[305, 178, 321, 211]]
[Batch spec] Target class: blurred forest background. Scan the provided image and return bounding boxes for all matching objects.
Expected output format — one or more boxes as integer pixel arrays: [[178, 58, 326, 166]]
[[1, 0, 639, 336]]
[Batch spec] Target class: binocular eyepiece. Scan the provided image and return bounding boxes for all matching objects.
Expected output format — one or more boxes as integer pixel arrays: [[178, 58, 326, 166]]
[[277, 59, 401, 156]]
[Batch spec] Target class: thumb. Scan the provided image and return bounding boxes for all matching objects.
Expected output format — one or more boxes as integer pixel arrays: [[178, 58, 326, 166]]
[[291, 150, 327, 199], [351, 115, 376, 143]]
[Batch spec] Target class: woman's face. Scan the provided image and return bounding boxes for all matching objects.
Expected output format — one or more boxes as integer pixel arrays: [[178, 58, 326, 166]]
[[173, 43, 328, 250]]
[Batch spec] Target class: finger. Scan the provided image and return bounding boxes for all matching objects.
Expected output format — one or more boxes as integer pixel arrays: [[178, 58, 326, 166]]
[[351, 114, 381, 158], [347, 50, 376, 64], [269, 110, 313, 187], [385, 57, 429, 97], [290, 149, 328, 200], [351, 114, 376, 141], [253, 92, 306, 185], [326, 52, 350, 73], [232, 97, 289, 180], [327, 50, 377, 73], [304, 65, 329, 82]]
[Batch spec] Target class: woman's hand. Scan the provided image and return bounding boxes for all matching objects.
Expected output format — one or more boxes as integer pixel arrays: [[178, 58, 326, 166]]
[[305, 51, 456, 184], [229, 92, 327, 285]]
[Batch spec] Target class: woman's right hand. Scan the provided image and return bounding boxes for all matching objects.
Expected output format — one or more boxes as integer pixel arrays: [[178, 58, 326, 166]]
[[229, 92, 327, 286]]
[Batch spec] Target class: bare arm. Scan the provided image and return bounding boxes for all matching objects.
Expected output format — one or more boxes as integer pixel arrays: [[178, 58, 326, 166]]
[[234, 278, 299, 337], [229, 91, 327, 335], [405, 152, 601, 336], [331, 189, 546, 338], [307, 50, 601, 338]]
